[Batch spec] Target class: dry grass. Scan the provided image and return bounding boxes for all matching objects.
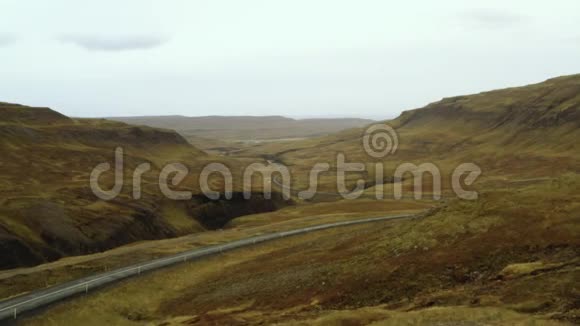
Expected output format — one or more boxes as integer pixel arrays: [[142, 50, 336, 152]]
[[4, 76, 580, 324], [0, 103, 291, 269], [0, 198, 428, 300], [228, 75, 580, 194], [278, 306, 569, 326], [18, 174, 580, 325]]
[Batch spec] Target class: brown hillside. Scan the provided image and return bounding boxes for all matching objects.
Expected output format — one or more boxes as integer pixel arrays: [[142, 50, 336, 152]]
[[0, 102, 71, 125], [0, 103, 286, 269], [236, 74, 580, 193], [21, 76, 580, 325]]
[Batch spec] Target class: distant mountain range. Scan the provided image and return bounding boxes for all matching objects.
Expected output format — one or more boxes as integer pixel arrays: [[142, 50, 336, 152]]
[[108, 115, 375, 142]]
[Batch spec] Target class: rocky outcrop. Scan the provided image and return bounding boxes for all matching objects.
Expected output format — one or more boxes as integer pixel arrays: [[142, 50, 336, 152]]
[[189, 192, 289, 229]]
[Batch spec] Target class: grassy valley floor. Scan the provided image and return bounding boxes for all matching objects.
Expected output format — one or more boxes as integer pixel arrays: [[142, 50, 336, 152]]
[[18, 174, 580, 325]]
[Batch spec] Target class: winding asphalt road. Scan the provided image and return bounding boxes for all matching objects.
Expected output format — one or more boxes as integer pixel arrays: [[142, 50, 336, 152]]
[[0, 213, 419, 321]]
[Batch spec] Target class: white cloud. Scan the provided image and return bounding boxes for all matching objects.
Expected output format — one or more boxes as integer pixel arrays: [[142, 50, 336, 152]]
[[462, 9, 529, 28], [0, 1, 579, 118], [58, 34, 169, 51], [0, 34, 16, 47]]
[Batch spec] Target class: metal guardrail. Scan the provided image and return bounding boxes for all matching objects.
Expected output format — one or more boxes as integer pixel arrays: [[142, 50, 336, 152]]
[[0, 213, 416, 321]]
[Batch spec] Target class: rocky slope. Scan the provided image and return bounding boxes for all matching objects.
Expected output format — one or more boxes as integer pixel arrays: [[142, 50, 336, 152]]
[[20, 76, 579, 324], [0, 103, 288, 269], [237, 74, 580, 193]]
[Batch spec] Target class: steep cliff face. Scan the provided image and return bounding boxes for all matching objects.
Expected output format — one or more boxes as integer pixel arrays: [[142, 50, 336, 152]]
[[0, 103, 289, 269]]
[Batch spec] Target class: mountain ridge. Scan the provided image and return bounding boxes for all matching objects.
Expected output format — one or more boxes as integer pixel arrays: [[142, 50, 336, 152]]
[[109, 115, 375, 143], [0, 104, 286, 269]]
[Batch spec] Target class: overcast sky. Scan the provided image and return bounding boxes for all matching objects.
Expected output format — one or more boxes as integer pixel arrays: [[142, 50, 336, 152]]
[[1, 0, 579, 118]]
